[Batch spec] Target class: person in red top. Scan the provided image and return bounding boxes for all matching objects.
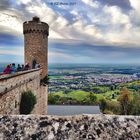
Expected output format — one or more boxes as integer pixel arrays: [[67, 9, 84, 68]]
[[3, 65, 12, 74]]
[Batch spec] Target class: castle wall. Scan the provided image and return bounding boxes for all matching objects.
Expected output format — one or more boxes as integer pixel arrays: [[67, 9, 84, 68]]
[[0, 114, 140, 139], [0, 69, 48, 115]]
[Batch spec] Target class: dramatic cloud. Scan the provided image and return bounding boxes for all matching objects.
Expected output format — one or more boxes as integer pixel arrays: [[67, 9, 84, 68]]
[[0, 0, 140, 63], [0, 11, 23, 36], [81, 0, 100, 8], [0, 0, 140, 46], [99, 0, 131, 10]]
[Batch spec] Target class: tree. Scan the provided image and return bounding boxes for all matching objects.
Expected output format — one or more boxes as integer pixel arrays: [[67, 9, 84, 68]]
[[81, 93, 97, 105], [130, 94, 140, 115], [89, 92, 97, 103], [117, 87, 132, 115], [64, 89, 71, 94], [110, 85, 115, 90], [99, 98, 107, 113], [48, 94, 60, 104], [20, 91, 37, 114]]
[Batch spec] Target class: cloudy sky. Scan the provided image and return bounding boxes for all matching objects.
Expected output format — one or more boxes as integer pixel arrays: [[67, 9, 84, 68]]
[[0, 0, 140, 64]]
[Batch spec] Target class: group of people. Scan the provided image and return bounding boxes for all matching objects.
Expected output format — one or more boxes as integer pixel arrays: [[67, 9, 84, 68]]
[[1, 59, 41, 75], [2, 63, 30, 74]]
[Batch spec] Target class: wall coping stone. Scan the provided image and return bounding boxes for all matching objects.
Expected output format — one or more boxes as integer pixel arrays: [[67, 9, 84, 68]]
[[0, 68, 41, 81], [0, 114, 140, 139]]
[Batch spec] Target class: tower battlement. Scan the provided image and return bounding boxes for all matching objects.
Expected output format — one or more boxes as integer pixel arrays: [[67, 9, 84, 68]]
[[23, 17, 49, 35]]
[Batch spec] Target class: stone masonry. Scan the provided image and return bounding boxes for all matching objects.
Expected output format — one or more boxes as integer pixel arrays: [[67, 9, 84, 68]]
[[0, 114, 140, 140], [23, 17, 49, 79], [0, 69, 48, 115]]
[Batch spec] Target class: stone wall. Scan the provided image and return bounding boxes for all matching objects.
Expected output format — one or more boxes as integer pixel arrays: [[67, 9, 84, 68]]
[[0, 69, 48, 115], [0, 114, 140, 140]]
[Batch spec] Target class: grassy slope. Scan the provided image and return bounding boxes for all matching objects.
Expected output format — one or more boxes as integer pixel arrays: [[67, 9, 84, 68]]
[[52, 90, 119, 102], [53, 91, 90, 101], [51, 81, 140, 103]]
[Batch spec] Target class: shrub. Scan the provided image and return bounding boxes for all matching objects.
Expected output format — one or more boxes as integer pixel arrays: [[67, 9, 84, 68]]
[[20, 91, 37, 114], [48, 94, 60, 104], [41, 76, 49, 85], [103, 110, 114, 115], [99, 98, 121, 114], [117, 87, 132, 115], [99, 98, 107, 112], [106, 100, 121, 115], [129, 94, 140, 115]]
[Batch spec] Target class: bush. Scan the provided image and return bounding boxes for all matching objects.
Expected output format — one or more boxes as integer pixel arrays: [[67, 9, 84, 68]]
[[99, 98, 121, 114], [129, 94, 140, 115], [117, 87, 132, 115], [103, 110, 114, 115], [99, 98, 107, 112], [41, 76, 49, 85], [106, 100, 121, 115], [48, 94, 60, 104], [20, 91, 37, 114]]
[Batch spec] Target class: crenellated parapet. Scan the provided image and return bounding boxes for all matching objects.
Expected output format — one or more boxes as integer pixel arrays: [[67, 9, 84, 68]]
[[23, 21, 49, 36]]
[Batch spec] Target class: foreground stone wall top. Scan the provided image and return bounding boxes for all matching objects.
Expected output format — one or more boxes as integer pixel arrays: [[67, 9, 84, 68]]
[[0, 114, 140, 140]]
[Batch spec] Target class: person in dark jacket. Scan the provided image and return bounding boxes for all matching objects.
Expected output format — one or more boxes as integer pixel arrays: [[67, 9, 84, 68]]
[[17, 64, 22, 72], [24, 63, 30, 70]]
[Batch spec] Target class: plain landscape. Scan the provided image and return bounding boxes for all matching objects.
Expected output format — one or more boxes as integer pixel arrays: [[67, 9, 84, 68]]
[[1, 63, 140, 115], [48, 63, 140, 115]]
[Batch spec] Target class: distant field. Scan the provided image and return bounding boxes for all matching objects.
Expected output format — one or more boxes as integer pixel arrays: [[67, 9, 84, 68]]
[[51, 89, 119, 102], [53, 91, 89, 101], [49, 75, 64, 79]]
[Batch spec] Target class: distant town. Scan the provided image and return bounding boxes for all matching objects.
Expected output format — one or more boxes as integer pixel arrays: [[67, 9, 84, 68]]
[[48, 64, 140, 93]]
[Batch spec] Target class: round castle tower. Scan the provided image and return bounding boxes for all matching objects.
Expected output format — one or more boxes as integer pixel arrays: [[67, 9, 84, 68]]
[[23, 17, 49, 79]]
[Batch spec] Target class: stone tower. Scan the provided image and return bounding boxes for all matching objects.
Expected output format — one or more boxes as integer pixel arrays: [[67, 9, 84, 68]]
[[23, 17, 49, 79]]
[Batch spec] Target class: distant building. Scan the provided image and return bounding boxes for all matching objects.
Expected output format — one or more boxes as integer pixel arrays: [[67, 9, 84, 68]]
[[23, 16, 49, 79]]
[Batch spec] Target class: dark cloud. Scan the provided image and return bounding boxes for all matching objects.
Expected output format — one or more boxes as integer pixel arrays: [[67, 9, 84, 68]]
[[0, 0, 12, 10], [49, 41, 140, 57], [0, 33, 23, 46], [99, 0, 132, 10], [48, 40, 140, 64]]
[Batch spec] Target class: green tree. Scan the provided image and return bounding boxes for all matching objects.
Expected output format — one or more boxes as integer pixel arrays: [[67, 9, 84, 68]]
[[48, 94, 60, 104], [89, 92, 97, 103], [130, 94, 140, 115], [110, 85, 115, 90], [20, 91, 37, 114], [99, 98, 107, 113], [106, 100, 121, 115], [64, 89, 71, 94], [81, 93, 97, 105]]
